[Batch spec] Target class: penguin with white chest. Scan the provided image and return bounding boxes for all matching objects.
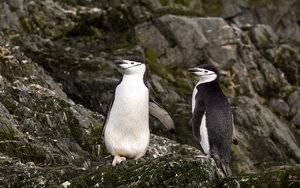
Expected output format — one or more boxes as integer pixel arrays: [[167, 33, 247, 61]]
[[104, 56, 150, 166], [189, 64, 234, 174]]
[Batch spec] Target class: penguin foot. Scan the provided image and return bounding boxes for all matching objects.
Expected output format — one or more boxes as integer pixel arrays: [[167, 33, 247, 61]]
[[112, 156, 126, 166], [194, 154, 210, 161]]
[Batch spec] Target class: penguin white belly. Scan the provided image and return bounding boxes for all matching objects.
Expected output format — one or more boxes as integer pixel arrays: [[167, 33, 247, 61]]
[[192, 87, 197, 113], [200, 113, 210, 155], [104, 82, 150, 159]]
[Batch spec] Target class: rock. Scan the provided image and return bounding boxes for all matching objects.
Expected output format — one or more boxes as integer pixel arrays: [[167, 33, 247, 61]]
[[226, 0, 299, 40], [292, 114, 300, 129], [249, 24, 278, 49], [288, 89, 300, 116], [0, 33, 104, 170], [222, 165, 300, 187], [68, 134, 222, 187], [68, 156, 218, 188], [231, 96, 300, 173], [269, 98, 290, 117], [136, 15, 239, 67], [273, 44, 300, 86]]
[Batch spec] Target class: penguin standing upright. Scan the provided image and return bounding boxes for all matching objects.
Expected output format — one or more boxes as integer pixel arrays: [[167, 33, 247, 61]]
[[104, 56, 150, 166], [189, 64, 233, 174]]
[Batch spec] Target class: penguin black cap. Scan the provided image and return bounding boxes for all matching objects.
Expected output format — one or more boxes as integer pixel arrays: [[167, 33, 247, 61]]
[[197, 64, 219, 75], [114, 55, 145, 64]]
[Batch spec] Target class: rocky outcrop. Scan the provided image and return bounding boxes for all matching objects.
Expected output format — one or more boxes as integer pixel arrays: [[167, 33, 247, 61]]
[[136, 14, 300, 173], [0, 0, 299, 187], [0, 32, 224, 187]]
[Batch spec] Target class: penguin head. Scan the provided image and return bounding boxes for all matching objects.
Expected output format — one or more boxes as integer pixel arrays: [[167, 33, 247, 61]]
[[188, 64, 219, 83], [114, 56, 145, 75]]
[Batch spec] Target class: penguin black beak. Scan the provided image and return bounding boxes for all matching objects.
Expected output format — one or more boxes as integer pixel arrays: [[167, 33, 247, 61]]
[[114, 60, 125, 65], [188, 68, 199, 74]]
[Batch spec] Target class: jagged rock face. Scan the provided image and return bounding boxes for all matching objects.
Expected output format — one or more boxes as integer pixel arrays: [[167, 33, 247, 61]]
[[0, 0, 300, 187], [135, 14, 300, 173], [0, 34, 104, 167]]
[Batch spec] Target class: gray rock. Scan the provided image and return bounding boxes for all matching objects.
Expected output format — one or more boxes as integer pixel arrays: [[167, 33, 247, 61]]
[[269, 98, 290, 116], [292, 114, 300, 129], [232, 96, 300, 173], [288, 90, 300, 116]]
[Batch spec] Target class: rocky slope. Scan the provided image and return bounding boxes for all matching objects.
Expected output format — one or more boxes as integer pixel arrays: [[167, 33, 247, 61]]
[[0, 0, 300, 187]]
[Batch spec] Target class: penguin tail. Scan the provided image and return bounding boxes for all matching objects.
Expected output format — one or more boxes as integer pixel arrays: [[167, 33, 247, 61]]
[[220, 163, 232, 177], [212, 153, 232, 177]]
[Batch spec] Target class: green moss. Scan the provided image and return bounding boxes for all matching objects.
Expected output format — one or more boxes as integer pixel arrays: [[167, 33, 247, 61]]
[[222, 166, 300, 187], [0, 117, 16, 141], [20, 17, 35, 33], [246, 0, 279, 7], [202, 0, 222, 16], [220, 81, 234, 97], [1, 165, 86, 188], [0, 142, 47, 164], [19, 14, 46, 34], [0, 97, 20, 116], [250, 29, 270, 49], [33, 14, 47, 32], [171, 77, 192, 95], [159, 0, 169, 6], [145, 48, 174, 82], [88, 122, 103, 145], [175, 0, 191, 6], [69, 155, 218, 187], [146, 48, 192, 94]]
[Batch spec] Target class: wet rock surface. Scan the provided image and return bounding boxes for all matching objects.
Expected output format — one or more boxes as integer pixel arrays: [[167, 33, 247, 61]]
[[0, 0, 300, 187]]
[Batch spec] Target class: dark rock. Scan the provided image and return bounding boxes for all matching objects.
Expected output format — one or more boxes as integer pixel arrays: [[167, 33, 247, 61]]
[[292, 114, 300, 129], [269, 98, 290, 117], [288, 89, 300, 116]]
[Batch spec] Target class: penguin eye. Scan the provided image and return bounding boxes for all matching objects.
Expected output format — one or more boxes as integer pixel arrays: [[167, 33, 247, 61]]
[[131, 62, 134, 64], [204, 70, 208, 73]]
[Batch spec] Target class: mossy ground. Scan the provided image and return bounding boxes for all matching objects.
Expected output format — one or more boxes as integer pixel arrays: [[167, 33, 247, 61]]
[[222, 166, 300, 188], [68, 155, 218, 188]]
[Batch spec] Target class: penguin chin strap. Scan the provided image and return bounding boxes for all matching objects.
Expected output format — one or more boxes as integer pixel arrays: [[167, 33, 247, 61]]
[[198, 74, 217, 84]]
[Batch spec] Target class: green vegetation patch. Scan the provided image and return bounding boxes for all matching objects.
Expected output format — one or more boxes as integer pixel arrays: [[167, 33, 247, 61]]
[[160, 0, 170, 6], [69, 155, 217, 187], [221, 166, 300, 187]]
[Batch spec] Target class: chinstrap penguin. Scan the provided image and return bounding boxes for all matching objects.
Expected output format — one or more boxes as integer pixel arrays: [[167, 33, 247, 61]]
[[104, 56, 150, 166], [104, 56, 175, 166], [189, 64, 234, 175]]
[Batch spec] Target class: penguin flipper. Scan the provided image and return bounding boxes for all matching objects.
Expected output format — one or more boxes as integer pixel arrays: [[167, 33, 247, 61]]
[[149, 101, 175, 131]]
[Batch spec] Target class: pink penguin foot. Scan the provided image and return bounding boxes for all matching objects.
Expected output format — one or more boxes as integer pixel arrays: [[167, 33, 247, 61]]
[[194, 154, 210, 162], [195, 154, 209, 159], [112, 156, 126, 166]]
